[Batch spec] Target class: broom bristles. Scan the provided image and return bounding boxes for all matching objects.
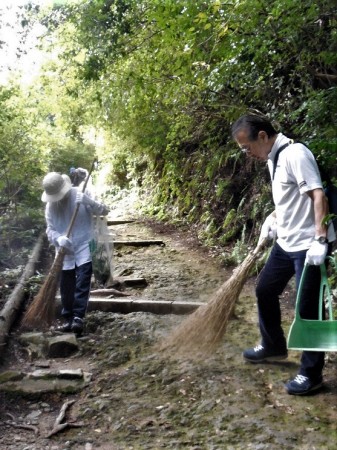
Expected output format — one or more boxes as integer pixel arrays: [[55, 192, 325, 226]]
[[22, 250, 65, 328], [160, 241, 266, 358]]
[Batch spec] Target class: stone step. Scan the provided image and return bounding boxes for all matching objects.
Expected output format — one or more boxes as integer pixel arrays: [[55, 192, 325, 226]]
[[55, 296, 204, 315]]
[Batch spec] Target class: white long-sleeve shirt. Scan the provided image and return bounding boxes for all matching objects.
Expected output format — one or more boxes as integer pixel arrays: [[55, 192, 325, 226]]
[[45, 187, 109, 269]]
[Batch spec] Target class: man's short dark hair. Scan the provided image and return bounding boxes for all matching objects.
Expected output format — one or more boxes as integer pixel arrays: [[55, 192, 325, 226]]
[[231, 114, 277, 141]]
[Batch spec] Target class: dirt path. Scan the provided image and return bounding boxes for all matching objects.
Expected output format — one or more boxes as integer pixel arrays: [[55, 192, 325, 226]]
[[1, 195, 337, 449]]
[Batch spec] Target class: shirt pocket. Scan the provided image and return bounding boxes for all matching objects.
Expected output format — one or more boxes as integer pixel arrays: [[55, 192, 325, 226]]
[[274, 164, 290, 184]]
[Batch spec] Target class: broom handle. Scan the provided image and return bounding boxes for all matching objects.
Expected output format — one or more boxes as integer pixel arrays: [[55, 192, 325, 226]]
[[65, 158, 97, 239], [252, 237, 269, 256]]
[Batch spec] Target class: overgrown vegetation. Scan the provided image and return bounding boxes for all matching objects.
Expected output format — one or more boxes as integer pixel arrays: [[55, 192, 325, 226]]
[[0, 0, 336, 264]]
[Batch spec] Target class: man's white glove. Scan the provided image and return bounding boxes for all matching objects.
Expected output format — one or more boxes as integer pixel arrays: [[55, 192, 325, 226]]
[[258, 213, 277, 245], [76, 191, 94, 207], [56, 235, 73, 251], [305, 241, 328, 266]]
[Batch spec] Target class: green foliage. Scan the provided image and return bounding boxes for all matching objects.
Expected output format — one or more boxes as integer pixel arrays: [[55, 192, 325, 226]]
[[0, 204, 44, 269], [25, 273, 45, 298], [220, 209, 239, 244], [222, 224, 250, 266], [328, 253, 337, 312], [2, 0, 337, 261], [90, 0, 335, 247], [0, 85, 45, 208]]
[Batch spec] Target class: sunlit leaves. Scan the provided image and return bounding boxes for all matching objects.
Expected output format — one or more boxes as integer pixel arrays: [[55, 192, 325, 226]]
[[0, 85, 44, 206], [13, 0, 337, 245]]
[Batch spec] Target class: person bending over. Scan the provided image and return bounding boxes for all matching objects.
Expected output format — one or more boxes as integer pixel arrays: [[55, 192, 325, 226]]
[[41, 171, 109, 335]]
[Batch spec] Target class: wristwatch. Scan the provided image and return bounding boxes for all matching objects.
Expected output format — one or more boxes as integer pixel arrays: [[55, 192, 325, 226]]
[[315, 236, 328, 244]]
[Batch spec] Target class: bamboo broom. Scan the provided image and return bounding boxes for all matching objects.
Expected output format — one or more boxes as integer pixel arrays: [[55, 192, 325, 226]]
[[160, 239, 267, 358], [21, 160, 96, 329]]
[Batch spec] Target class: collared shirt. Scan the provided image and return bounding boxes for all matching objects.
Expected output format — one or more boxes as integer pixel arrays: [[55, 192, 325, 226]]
[[45, 187, 109, 269], [267, 133, 335, 252]]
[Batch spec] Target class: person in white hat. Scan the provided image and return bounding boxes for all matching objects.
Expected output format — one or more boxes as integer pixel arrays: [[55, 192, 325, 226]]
[[41, 171, 109, 335]]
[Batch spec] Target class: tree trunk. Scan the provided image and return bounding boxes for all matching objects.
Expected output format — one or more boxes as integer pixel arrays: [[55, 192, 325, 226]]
[[0, 233, 44, 349]]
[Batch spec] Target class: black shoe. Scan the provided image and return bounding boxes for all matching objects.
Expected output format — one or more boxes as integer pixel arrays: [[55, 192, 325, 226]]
[[285, 374, 323, 396], [71, 317, 84, 335], [56, 320, 73, 333], [243, 344, 288, 363]]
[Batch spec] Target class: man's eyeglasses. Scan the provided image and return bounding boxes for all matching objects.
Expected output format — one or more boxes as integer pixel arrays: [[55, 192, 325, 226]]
[[240, 145, 251, 154]]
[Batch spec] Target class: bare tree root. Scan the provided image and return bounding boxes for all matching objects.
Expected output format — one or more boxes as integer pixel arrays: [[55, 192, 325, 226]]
[[4, 413, 39, 436], [46, 399, 84, 438]]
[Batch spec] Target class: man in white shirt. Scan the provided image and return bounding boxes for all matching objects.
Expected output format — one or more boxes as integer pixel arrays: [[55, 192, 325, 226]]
[[231, 114, 335, 395], [42, 172, 109, 335]]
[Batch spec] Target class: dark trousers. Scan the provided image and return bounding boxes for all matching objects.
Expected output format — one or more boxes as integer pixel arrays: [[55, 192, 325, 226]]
[[60, 261, 92, 320], [256, 242, 325, 379]]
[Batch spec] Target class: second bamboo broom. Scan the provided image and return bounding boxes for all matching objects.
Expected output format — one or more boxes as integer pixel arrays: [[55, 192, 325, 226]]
[[21, 160, 96, 329], [160, 238, 267, 357]]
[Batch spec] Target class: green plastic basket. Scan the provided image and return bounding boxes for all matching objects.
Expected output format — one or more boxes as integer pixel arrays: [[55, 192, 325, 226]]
[[287, 263, 337, 351]]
